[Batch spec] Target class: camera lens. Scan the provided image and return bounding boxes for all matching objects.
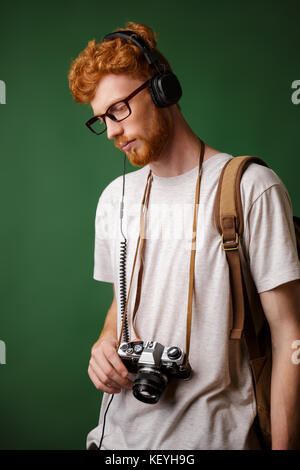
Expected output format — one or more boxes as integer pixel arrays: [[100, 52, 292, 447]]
[[132, 369, 167, 404]]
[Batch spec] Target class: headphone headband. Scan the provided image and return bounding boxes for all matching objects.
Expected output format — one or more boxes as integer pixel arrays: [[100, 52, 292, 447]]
[[101, 29, 182, 108], [102, 30, 161, 66]]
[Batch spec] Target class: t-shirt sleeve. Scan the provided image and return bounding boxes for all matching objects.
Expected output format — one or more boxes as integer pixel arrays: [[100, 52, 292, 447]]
[[244, 183, 300, 293], [93, 188, 116, 283]]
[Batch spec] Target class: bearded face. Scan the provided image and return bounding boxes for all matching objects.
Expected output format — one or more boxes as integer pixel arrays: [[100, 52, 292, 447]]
[[116, 104, 172, 167], [91, 74, 173, 167]]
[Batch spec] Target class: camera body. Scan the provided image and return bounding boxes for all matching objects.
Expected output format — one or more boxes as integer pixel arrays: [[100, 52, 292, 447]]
[[118, 340, 192, 404]]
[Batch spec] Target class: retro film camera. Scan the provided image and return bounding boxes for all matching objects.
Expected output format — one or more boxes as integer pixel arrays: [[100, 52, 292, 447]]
[[118, 340, 192, 404]]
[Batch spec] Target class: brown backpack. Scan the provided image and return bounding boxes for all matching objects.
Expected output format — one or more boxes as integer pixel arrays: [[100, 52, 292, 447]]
[[214, 156, 300, 450]]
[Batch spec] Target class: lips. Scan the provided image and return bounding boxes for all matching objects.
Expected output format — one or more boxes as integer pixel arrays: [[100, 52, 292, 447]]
[[120, 139, 135, 150]]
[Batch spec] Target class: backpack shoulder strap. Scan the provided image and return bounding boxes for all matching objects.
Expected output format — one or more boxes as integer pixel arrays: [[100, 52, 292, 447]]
[[214, 155, 269, 340], [214, 155, 273, 449], [214, 156, 269, 237]]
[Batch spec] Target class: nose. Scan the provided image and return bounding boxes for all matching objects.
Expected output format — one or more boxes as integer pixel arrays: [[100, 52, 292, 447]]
[[106, 118, 124, 141]]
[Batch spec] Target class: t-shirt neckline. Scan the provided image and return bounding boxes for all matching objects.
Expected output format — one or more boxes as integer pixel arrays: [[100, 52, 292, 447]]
[[147, 152, 231, 186]]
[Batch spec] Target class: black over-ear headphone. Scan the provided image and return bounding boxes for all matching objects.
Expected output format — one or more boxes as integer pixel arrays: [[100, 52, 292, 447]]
[[102, 30, 182, 108]]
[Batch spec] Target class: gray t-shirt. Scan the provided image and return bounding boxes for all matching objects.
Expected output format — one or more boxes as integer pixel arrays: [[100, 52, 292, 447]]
[[87, 152, 300, 450]]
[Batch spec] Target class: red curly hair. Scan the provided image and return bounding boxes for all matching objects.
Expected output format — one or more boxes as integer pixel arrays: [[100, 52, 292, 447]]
[[67, 22, 179, 107]]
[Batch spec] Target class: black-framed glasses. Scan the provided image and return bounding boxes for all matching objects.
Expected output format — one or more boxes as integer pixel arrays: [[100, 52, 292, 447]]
[[85, 79, 150, 135]]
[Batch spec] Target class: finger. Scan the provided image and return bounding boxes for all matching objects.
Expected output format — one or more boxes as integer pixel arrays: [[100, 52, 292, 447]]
[[93, 344, 132, 384], [91, 354, 133, 390], [93, 341, 129, 379], [89, 359, 130, 391], [104, 344, 130, 379], [88, 365, 121, 394]]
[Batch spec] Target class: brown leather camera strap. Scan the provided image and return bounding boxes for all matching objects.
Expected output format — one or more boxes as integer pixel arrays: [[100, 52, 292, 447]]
[[118, 138, 205, 366]]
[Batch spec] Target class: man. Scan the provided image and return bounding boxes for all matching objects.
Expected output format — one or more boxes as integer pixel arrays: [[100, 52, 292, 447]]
[[68, 23, 300, 450]]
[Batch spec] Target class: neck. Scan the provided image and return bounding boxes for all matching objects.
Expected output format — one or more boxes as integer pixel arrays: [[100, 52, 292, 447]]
[[149, 108, 221, 177]]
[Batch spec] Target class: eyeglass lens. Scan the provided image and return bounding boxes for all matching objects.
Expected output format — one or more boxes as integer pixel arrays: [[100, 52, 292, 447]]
[[90, 101, 130, 134]]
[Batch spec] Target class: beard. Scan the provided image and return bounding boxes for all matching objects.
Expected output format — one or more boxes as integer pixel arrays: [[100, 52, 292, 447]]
[[116, 106, 172, 167]]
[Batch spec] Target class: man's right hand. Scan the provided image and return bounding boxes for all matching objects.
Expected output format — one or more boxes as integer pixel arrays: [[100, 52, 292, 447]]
[[88, 338, 134, 394]]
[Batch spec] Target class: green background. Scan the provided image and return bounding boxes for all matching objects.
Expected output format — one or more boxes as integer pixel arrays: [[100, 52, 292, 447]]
[[0, 0, 299, 450]]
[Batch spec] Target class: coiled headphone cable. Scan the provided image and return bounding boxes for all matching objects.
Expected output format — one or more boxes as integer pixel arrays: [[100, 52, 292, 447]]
[[98, 152, 129, 450]]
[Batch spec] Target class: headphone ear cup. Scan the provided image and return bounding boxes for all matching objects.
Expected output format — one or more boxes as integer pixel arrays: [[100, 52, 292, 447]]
[[149, 71, 182, 108]]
